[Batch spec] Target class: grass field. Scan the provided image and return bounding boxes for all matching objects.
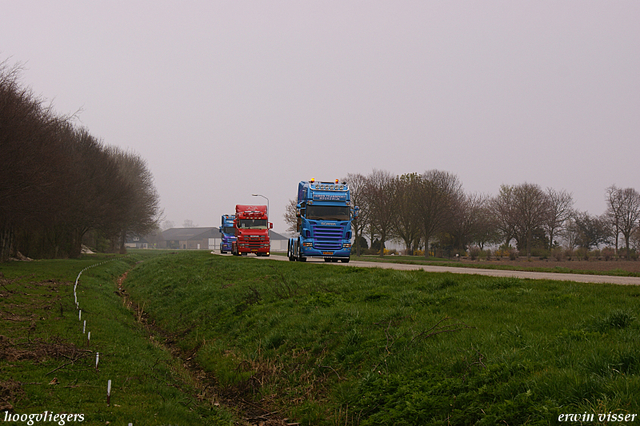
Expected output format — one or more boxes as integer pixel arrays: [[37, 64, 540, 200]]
[[0, 252, 237, 425], [341, 254, 640, 277], [3, 251, 640, 425]]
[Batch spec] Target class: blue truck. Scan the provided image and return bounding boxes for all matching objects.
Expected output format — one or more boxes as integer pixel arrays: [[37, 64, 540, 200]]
[[287, 179, 358, 263], [219, 214, 236, 254]]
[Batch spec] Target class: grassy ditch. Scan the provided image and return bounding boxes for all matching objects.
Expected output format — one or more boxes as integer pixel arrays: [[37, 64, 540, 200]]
[[0, 252, 236, 425], [123, 251, 640, 425]]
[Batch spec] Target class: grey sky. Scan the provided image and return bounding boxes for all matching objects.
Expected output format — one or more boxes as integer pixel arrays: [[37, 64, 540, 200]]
[[3, 1, 639, 234]]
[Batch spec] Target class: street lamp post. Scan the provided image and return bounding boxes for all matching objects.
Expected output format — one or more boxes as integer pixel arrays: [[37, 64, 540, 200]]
[[251, 193, 269, 223]]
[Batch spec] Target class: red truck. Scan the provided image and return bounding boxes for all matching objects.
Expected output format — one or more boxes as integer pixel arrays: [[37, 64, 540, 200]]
[[232, 204, 272, 256]]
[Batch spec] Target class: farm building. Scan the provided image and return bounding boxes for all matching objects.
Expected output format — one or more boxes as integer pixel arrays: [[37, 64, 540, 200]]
[[131, 227, 291, 252], [161, 227, 221, 250], [125, 228, 164, 249]]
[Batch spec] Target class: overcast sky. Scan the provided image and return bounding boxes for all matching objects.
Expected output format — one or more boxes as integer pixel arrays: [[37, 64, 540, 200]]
[[2, 1, 639, 234]]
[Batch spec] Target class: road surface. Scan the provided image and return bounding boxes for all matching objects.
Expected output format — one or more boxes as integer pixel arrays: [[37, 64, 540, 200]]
[[254, 253, 640, 286]]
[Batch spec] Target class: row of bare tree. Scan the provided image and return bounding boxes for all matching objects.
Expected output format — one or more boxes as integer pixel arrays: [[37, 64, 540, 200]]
[[286, 170, 640, 258], [1, 61, 160, 261]]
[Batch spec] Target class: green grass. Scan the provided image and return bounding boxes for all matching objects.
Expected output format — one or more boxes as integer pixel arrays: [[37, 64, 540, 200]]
[[4, 250, 640, 425], [344, 254, 640, 277], [0, 251, 236, 425], [121, 251, 640, 425]]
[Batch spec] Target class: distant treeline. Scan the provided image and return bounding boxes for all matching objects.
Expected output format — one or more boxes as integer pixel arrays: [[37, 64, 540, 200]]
[[343, 170, 640, 258], [284, 170, 640, 258], [0, 61, 160, 261]]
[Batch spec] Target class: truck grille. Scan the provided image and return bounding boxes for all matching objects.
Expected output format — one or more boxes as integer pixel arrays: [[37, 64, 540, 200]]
[[312, 225, 343, 250]]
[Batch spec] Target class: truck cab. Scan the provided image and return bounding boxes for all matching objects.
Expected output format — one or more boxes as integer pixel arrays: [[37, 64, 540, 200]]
[[219, 214, 236, 254], [232, 205, 272, 256], [288, 179, 358, 262]]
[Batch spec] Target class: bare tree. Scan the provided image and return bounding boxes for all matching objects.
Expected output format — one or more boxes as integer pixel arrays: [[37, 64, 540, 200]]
[[394, 173, 422, 254], [449, 192, 488, 251], [471, 202, 501, 250], [573, 211, 612, 250], [631, 226, 640, 251], [542, 188, 574, 250], [59, 127, 131, 257], [283, 199, 298, 235], [511, 183, 550, 257], [363, 170, 397, 256], [106, 146, 161, 253], [491, 183, 550, 257], [416, 170, 462, 257], [560, 217, 580, 250], [161, 220, 175, 230], [490, 185, 517, 248], [606, 185, 640, 255], [618, 188, 640, 255], [605, 185, 624, 252], [345, 173, 369, 256]]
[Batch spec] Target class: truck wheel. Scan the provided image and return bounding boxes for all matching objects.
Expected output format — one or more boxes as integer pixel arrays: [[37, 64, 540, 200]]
[[298, 248, 307, 262], [296, 239, 307, 262]]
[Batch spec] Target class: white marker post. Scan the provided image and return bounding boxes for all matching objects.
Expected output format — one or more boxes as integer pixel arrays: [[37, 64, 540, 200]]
[[95, 352, 99, 371], [87, 331, 91, 347], [79, 310, 82, 321], [107, 379, 111, 406], [83, 320, 86, 334]]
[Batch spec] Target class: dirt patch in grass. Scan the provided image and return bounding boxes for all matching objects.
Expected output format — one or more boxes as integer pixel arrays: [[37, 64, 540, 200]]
[[0, 334, 84, 363], [0, 379, 25, 411]]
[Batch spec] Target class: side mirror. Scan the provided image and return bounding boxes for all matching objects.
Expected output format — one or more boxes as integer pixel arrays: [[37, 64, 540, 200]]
[[269, 223, 273, 229], [353, 206, 360, 219]]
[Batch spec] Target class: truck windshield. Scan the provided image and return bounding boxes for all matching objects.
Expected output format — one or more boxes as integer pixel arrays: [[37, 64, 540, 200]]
[[306, 205, 350, 221], [237, 219, 268, 229], [222, 226, 234, 234]]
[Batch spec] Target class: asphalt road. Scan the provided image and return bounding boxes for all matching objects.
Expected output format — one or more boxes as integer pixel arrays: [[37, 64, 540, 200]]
[[255, 253, 640, 286]]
